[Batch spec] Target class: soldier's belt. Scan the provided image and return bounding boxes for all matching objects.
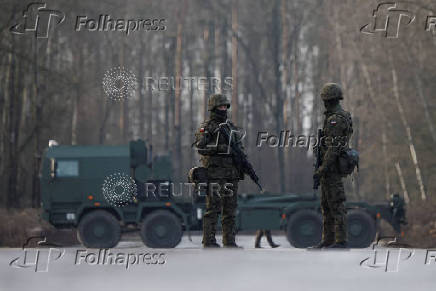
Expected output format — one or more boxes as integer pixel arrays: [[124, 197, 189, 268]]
[[206, 156, 233, 166], [207, 166, 240, 180], [188, 167, 208, 183]]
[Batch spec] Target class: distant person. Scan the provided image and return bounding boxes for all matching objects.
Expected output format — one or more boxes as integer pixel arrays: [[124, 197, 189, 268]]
[[255, 229, 279, 248]]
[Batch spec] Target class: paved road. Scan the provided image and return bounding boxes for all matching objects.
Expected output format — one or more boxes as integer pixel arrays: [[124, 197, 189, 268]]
[[1, 235, 435, 291]]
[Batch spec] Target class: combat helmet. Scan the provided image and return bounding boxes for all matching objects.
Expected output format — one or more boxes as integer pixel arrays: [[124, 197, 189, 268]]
[[208, 94, 230, 111], [320, 83, 343, 101]]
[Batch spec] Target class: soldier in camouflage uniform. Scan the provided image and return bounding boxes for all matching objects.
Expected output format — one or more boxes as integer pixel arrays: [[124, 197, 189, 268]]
[[313, 83, 353, 248], [193, 94, 245, 248]]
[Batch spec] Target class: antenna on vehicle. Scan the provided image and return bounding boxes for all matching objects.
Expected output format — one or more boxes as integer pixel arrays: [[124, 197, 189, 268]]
[[147, 144, 153, 169]]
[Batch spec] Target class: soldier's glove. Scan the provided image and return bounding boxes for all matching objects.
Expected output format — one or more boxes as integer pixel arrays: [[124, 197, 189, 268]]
[[313, 172, 321, 186], [315, 165, 327, 178], [217, 144, 231, 154]]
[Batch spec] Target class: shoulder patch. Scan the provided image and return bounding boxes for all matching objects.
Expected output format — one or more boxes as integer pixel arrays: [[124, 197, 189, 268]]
[[334, 111, 352, 129]]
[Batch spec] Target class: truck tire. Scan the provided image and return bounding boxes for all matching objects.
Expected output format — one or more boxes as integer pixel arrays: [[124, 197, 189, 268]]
[[347, 210, 376, 248], [77, 210, 121, 248], [140, 210, 182, 248], [286, 210, 322, 248]]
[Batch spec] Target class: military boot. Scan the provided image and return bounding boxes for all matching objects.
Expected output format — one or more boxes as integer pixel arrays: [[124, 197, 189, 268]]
[[254, 230, 262, 248], [308, 240, 334, 249], [203, 242, 221, 248], [224, 242, 242, 248], [265, 230, 279, 248], [327, 241, 348, 248]]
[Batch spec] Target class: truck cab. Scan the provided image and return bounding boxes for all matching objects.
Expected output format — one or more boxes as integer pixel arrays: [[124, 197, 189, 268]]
[[40, 140, 188, 248]]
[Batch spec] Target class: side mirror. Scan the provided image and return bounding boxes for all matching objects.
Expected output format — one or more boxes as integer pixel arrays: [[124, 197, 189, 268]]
[[50, 158, 57, 181], [130, 139, 147, 168]]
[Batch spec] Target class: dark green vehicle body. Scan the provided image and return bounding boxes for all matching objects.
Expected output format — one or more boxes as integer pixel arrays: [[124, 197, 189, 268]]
[[40, 140, 406, 248]]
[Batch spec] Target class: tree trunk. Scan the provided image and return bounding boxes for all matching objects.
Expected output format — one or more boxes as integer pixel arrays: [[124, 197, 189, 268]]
[[392, 68, 427, 200], [6, 36, 17, 208], [382, 129, 391, 200], [395, 162, 410, 204], [138, 39, 146, 139], [174, 0, 187, 182], [231, 0, 238, 123], [31, 37, 41, 208], [272, 0, 285, 192]]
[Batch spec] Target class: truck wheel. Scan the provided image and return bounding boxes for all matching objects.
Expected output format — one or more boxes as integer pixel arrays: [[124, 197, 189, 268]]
[[77, 210, 121, 248], [286, 210, 322, 248], [140, 210, 182, 248], [347, 210, 376, 248]]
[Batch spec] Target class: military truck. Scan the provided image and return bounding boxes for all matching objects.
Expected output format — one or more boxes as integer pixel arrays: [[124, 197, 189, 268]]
[[40, 140, 406, 249]]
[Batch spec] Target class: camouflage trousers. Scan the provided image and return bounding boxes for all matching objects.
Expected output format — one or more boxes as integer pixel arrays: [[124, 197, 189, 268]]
[[202, 180, 238, 246], [320, 175, 347, 243]]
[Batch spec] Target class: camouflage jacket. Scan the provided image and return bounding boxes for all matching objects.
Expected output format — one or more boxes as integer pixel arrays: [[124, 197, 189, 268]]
[[193, 113, 244, 180], [319, 104, 353, 176]]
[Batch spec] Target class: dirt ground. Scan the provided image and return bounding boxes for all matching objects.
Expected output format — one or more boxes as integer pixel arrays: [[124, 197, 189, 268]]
[[0, 208, 78, 247], [399, 198, 436, 248]]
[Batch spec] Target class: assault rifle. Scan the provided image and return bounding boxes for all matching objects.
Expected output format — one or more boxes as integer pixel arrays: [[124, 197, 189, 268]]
[[217, 121, 263, 191], [313, 129, 323, 190]]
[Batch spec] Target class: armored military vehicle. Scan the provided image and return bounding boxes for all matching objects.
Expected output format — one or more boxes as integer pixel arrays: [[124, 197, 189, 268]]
[[40, 140, 406, 248]]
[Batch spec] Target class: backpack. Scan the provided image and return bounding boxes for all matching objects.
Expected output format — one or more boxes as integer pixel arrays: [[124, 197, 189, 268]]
[[335, 110, 359, 176], [339, 149, 359, 176]]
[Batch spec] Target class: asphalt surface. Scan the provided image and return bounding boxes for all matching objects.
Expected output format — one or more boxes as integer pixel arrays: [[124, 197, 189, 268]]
[[1, 234, 435, 291]]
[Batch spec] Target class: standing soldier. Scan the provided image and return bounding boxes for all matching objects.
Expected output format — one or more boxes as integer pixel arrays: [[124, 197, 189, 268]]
[[193, 94, 245, 248], [312, 83, 353, 248]]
